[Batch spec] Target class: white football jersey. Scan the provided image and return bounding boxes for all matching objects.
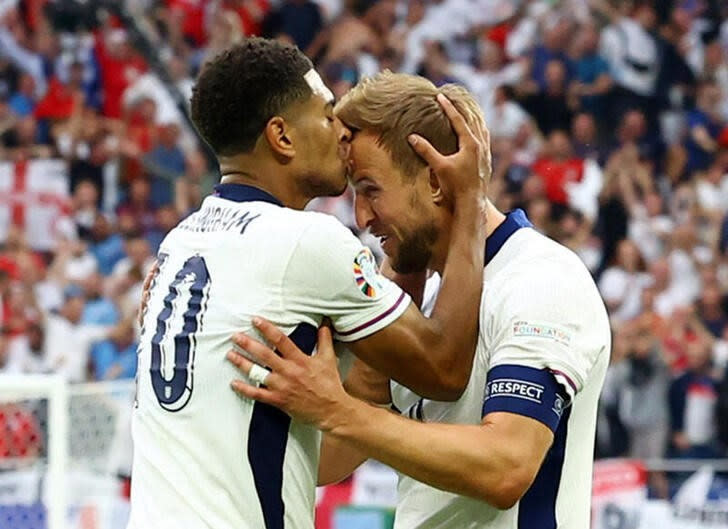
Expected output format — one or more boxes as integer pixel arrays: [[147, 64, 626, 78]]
[[391, 210, 611, 529], [128, 184, 409, 529]]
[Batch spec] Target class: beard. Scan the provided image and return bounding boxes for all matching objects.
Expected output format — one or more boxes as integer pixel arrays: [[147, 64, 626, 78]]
[[390, 220, 438, 274]]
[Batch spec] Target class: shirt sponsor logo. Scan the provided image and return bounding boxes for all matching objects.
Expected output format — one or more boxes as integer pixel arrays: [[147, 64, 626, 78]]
[[513, 320, 572, 346], [353, 248, 385, 298], [485, 378, 545, 404]]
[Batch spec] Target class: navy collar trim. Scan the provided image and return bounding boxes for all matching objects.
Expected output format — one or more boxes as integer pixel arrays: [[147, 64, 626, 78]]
[[213, 183, 283, 206], [485, 209, 532, 266]]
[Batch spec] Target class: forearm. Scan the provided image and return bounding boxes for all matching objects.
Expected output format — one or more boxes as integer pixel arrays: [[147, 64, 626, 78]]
[[318, 434, 368, 485], [327, 398, 531, 509], [427, 201, 487, 385]]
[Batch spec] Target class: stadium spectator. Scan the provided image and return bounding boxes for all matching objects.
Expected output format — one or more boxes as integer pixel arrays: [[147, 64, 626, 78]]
[[3, 320, 45, 375], [605, 314, 670, 495], [570, 22, 612, 118], [92, 318, 137, 380], [598, 239, 650, 324], [43, 284, 110, 382], [669, 338, 722, 459]]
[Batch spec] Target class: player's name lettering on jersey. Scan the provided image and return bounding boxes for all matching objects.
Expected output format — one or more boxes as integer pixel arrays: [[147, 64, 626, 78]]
[[179, 206, 260, 234], [485, 379, 544, 403]]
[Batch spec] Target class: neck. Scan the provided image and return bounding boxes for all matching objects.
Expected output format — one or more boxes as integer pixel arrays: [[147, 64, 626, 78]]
[[218, 154, 311, 210], [429, 200, 506, 274]]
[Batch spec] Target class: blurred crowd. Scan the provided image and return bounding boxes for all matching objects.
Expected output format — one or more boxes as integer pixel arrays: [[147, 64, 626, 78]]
[[1, 0, 728, 479]]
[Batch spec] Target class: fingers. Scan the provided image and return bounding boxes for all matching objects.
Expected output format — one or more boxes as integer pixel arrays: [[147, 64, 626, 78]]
[[316, 325, 336, 361], [226, 348, 256, 375], [252, 317, 307, 361], [435, 93, 476, 149], [408, 94, 479, 167], [231, 332, 286, 371], [407, 133, 441, 166], [230, 379, 280, 407]]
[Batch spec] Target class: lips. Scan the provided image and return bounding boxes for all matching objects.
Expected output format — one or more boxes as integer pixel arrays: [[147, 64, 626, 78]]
[[374, 234, 391, 254]]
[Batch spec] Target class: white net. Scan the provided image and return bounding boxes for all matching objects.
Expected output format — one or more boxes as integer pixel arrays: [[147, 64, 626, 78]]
[[0, 376, 134, 529]]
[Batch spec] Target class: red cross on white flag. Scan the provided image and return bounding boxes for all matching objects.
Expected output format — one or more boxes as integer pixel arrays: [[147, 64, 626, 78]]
[[0, 159, 72, 251]]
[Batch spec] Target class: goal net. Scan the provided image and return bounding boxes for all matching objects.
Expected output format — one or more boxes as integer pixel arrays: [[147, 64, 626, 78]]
[[0, 375, 134, 529]]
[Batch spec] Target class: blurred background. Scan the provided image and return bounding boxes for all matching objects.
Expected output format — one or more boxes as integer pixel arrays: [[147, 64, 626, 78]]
[[0, 0, 727, 528]]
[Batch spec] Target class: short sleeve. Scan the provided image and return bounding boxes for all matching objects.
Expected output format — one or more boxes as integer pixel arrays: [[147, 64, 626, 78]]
[[283, 215, 410, 342], [482, 365, 570, 433], [487, 265, 608, 400]]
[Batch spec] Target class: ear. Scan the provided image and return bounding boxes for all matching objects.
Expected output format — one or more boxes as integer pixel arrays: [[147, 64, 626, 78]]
[[428, 167, 446, 206], [263, 116, 296, 160]]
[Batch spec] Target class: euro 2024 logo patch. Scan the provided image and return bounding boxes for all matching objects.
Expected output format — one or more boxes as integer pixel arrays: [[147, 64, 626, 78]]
[[353, 248, 385, 298]]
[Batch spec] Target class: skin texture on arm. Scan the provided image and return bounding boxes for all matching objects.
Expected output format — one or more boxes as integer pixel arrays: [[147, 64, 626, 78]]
[[228, 320, 554, 509], [318, 357, 390, 485]]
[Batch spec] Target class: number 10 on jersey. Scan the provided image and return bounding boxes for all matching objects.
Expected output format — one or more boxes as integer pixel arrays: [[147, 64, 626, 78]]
[[146, 254, 211, 412]]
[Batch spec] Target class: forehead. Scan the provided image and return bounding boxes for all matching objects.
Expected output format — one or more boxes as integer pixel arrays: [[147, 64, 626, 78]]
[[348, 131, 397, 182], [295, 92, 333, 117]]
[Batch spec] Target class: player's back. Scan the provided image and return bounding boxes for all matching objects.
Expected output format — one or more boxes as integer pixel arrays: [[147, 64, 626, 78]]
[[129, 193, 323, 529]]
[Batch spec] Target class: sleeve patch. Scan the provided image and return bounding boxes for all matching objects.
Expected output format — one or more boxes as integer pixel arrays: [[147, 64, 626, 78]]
[[353, 248, 385, 298], [483, 364, 570, 433], [512, 320, 572, 346]]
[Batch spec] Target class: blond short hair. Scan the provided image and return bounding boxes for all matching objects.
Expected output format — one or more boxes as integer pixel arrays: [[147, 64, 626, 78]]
[[335, 71, 485, 180]]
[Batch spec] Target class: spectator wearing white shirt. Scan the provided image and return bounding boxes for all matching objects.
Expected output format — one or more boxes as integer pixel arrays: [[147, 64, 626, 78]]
[[109, 232, 155, 319], [627, 191, 674, 264], [595, 0, 660, 125], [3, 320, 46, 375], [450, 40, 526, 122], [43, 284, 109, 382], [695, 162, 728, 220], [599, 238, 651, 324]]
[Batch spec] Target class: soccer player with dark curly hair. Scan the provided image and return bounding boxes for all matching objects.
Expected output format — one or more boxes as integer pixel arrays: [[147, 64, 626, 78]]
[[128, 38, 490, 529]]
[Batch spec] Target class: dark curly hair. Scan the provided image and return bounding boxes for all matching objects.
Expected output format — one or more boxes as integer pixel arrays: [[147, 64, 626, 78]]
[[190, 38, 314, 156]]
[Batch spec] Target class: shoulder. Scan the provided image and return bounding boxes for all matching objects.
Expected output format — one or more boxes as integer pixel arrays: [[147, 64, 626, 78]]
[[492, 231, 600, 315], [290, 210, 361, 254]]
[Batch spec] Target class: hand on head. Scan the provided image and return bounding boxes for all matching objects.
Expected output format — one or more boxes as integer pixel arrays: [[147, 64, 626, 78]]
[[407, 94, 491, 206]]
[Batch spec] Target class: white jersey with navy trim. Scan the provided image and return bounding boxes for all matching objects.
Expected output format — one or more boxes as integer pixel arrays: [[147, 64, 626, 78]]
[[390, 210, 610, 529], [128, 184, 409, 529]]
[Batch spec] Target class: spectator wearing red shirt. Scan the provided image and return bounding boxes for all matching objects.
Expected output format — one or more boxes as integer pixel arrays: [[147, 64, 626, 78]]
[[532, 130, 584, 214], [224, 0, 271, 37], [167, 0, 208, 46], [120, 97, 158, 182], [95, 29, 146, 119]]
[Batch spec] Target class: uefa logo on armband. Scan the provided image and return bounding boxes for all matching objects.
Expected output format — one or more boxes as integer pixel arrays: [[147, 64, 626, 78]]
[[552, 394, 565, 418], [353, 248, 384, 298]]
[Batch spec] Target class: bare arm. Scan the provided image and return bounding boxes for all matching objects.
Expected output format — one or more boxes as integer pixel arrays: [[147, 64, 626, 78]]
[[228, 323, 554, 509], [318, 356, 390, 485], [327, 405, 553, 509]]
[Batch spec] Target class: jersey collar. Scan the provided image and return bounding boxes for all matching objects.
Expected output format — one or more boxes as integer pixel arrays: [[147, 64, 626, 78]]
[[213, 183, 283, 206], [485, 209, 533, 266]]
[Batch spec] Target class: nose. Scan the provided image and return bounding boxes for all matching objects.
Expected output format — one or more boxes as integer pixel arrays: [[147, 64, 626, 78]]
[[353, 192, 374, 231], [335, 116, 352, 143]]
